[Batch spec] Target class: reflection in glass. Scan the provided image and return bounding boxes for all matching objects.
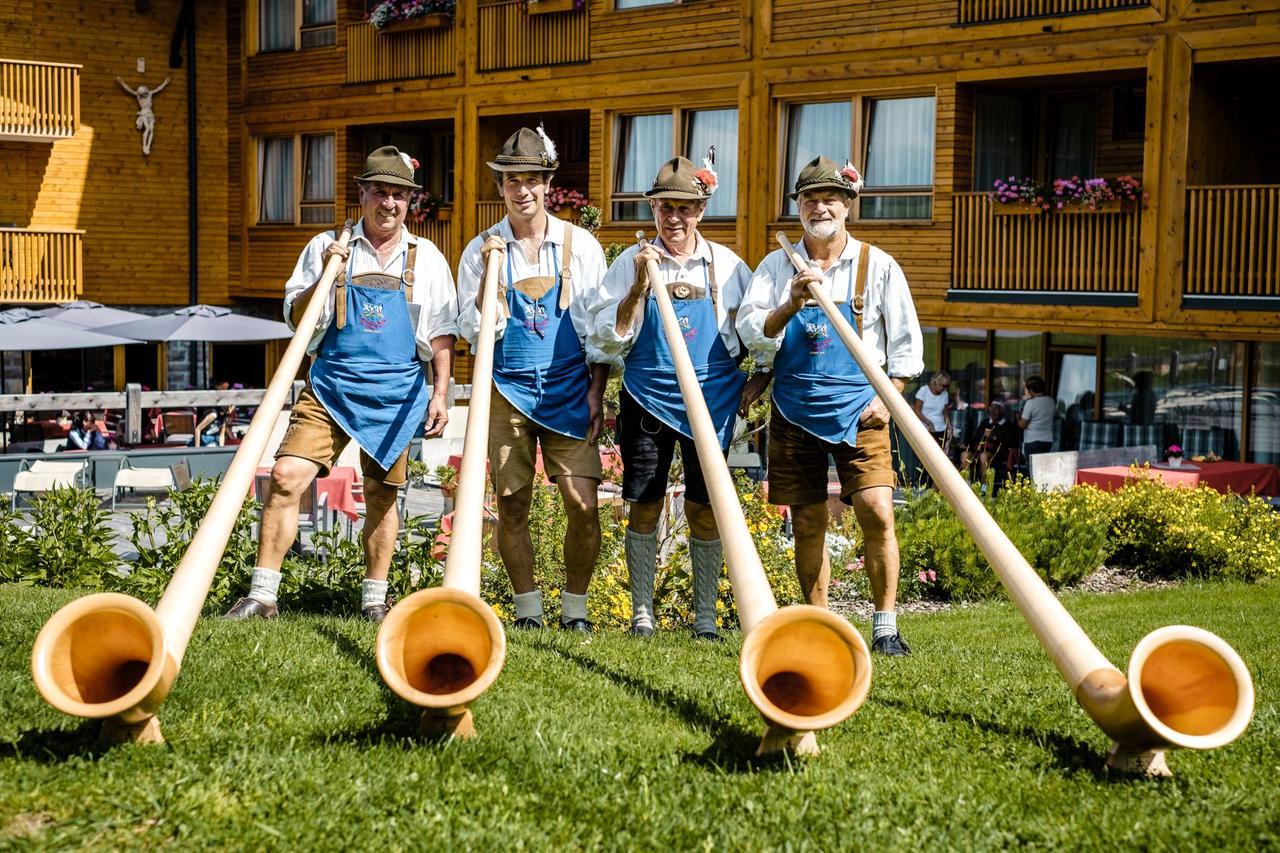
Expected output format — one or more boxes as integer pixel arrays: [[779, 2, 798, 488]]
[[1055, 353, 1097, 451], [992, 331, 1042, 410], [1249, 343, 1280, 465]]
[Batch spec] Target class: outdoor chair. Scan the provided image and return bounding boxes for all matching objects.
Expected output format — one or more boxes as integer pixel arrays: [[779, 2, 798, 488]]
[[112, 456, 179, 510], [1077, 420, 1121, 451], [169, 459, 194, 491], [162, 411, 197, 447], [1181, 427, 1227, 459], [1122, 423, 1163, 449], [11, 458, 90, 510]]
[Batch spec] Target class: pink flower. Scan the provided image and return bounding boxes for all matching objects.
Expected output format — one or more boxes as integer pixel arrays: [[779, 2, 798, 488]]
[[410, 157, 420, 169], [928, 570, 937, 582], [918, 571, 928, 583]]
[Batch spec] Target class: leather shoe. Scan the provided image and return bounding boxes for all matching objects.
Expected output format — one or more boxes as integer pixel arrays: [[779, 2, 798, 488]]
[[224, 597, 278, 620], [560, 617, 594, 634], [362, 603, 390, 624], [694, 630, 722, 642], [871, 631, 912, 656], [630, 623, 654, 638], [513, 616, 544, 630]]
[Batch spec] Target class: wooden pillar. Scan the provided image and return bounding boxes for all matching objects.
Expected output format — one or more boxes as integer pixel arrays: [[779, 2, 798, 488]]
[[1151, 35, 1193, 325], [113, 345, 126, 390], [157, 342, 169, 390]]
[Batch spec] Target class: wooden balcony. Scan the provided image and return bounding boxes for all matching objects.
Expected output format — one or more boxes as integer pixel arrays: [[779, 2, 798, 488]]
[[344, 205, 454, 256], [1184, 185, 1280, 304], [957, 0, 1147, 25], [477, 0, 589, 72], [345, 20, 455, 84], [0, 228, 83, 304], [950, 192, 1140, 303], [475, 201, 506, 227], [0, 59, 79, 141]]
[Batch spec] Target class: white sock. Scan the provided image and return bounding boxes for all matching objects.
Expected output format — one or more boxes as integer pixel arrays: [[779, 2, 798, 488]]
[[561, 591, 588, 623], [514, 590, 543, 622], [872, 610, 898, 640], [361, 578, 389, 610], [248, 567, 282, 606]]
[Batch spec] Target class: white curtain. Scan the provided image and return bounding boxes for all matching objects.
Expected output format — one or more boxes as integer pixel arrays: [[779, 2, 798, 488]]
[[784, 101, 851, 215], [302, 135, 334, 202], [259, 0, 294, 51], [617, 113, 673, 193], [615, 0, 671, 7], [687, 108, 738, 218], [974, 93, 1029, 190], [258, 138, 295, 223], [865, 96, 935, 188], [303, 0, 336, 25]]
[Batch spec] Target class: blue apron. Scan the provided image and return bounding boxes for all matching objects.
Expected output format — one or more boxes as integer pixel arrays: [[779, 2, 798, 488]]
[[310, 251, 429, 470], [623, 257, 745, 450], [492, 242, 592, 440], [772, 258, 876, 447]]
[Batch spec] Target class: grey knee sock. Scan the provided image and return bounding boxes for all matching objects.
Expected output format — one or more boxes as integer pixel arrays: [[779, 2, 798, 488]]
[[689, 537, 722, 635], [249, 567, 282, 606], [625, 529, 658, 630]]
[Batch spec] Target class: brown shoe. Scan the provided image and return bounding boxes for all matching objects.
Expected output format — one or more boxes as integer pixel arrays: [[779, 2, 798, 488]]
[[224, 597, 278, 620], [362, 603, 390, 624]]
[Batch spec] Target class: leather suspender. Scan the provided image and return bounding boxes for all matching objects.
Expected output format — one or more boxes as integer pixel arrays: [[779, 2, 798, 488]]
[[853, 239, 869, 336], [558, 223, 574, 311], [334, 237, 417, 330]]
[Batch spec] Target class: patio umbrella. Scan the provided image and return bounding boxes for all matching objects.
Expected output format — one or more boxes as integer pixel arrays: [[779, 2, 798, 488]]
[[0, 308, 142, 350], [96, 304, 291, 342], [37, 300, 150, 328]]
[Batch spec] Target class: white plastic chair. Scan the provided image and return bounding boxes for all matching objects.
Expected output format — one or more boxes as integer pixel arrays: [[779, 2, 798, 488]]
[[12, 459, 90, 509], [112, 457, 178, 510]]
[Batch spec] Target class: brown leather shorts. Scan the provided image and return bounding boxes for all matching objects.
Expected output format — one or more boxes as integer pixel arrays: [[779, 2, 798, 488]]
[[488, 386, 602, 496], [766, 405, 895, 506], [276, 385, 410, 486]]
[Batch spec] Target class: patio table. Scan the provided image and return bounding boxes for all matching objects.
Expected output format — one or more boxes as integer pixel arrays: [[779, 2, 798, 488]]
[[1076, 461, 1280, 496]]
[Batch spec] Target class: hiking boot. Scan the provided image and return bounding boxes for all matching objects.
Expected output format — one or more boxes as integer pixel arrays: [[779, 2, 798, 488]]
[[513, 616, 544, 630], [560, 618, 594, 634], [871, 631, 912, 657], [223, 597, 278, 620], [694, 629, 722, 642]]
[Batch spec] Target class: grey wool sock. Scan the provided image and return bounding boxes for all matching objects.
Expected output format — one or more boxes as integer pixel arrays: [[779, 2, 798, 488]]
[[689, 537, 723, 636], [872, 610, 898, 640], [625, 529, 658, 630], [248, 567, 282, 606], [514, 590, 543, 623], [361, 578, 389, 610]]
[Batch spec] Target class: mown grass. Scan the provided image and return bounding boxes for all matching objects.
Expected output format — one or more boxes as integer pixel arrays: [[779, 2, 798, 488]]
[[1, 583, 1277, 850]]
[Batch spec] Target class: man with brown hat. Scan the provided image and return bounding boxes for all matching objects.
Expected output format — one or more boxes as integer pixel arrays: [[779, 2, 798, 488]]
[[457, 126, 609, 633], [226, 145, 459, 622], [590, 154, 753, 640], [737, 155, 924, 656]]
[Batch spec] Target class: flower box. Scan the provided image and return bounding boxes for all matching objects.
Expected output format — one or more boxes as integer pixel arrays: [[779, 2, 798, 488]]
[[1057, 199, 1129, 215], [435, 205, 453, 222], [552, 207, 575, 221], [528, 0, 578, 14], [376, 13, 451, 34], [992, 203, 1045, 216]]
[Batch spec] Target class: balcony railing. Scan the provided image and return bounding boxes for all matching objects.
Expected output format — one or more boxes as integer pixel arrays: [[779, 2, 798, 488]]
[[344, 205, 454, 256], [1, 228, 83, 303], [345, 21, 455, 83], [1185, 185, 1280, 300], [0, 59, 79, 141], [477, 0, 589, 72], [958, 0, 1147, 25], [475, 201, 507, 227], [951, 192, 1140, 298]]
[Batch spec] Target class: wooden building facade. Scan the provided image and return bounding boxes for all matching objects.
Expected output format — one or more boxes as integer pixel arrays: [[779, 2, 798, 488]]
[[3, 0, 1279, 462]]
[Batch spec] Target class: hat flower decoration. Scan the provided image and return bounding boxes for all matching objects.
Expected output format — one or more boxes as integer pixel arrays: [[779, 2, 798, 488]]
[[400, 152, 420, 173], [693, 146, 719, 195], [840, 161, 864, 194]]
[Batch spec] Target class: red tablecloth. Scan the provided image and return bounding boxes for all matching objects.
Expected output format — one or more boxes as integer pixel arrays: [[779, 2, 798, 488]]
[[1076, 461, 1280, 496], [256, 465, 361, 520]]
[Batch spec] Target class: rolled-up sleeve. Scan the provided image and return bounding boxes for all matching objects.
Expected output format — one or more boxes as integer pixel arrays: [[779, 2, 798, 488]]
[[283, 231, 337, 354], [736, 250, 789, 368], [864, 256, 924, 380], [572, 229, 612, 366], [412, 240, 459, 362], [455, 231, 498, 350], [588, 245, 641, 369]]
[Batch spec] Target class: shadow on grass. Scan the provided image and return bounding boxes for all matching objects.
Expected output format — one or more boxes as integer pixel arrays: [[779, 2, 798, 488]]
[[544, 644, 792, 774], [0, 720, 143, 765], [873, 695, 1115, 781]]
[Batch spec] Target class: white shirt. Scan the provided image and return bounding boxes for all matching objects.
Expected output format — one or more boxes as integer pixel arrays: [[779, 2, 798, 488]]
[[737, 235, 925, 379], [457, 214, 609, 364], [283, 221, 460, 361], [1020, 395, 1056, 444], [916, 384, 949, 432], [590, 234, 752, 369]]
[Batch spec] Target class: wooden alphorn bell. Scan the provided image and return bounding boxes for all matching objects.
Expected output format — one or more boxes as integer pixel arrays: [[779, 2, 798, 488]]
[[375, 247, 506, 739], [30, 221, 357, 745], [637, 233, 871, 757], [776, 231, 1254, 775]]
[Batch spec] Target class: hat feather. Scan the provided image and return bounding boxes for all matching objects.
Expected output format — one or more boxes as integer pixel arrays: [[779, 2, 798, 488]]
[[841, 160, 865, 194], [694, 145, 719, 194], [536, 123, 558, 166]]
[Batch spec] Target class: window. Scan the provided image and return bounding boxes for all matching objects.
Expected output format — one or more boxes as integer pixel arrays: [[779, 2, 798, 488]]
[[258, 0, 335, 53], [1049, 96, 1097, 179], [612, 107, 739, 221], [973, 94, 1031, 191], [615, 0, 679, 7], [782, 94, 935, 220], [257, 133, 334, 225]]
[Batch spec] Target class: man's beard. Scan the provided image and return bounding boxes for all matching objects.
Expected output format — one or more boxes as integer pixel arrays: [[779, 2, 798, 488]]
[[803, 218, 842, 240]]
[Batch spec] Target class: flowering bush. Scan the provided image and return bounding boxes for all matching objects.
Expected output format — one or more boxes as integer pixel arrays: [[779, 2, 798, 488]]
[[990, 176, 1146, 211], [989, 176, 1049, 210], [577, 204, 602, 234], [545, 186, 590, 213], [368, 0, 456, 29], [407, 189, 446, 222]]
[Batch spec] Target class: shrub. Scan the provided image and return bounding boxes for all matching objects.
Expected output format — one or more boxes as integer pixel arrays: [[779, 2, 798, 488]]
[[0, 504, 33, 584], [1106, 476, 1280, 581], [16, 487, 120, 589]]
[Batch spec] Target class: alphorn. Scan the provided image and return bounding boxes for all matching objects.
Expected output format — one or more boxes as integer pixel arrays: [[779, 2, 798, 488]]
[[375, 247, 506, 739], [776, 231, 1254, 775], [30, 220, 357, 744], [637, 233, 871, 757]]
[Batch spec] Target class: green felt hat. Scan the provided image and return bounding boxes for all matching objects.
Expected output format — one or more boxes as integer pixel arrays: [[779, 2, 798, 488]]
[[788, 155, 864, 199], [644, 156, 717, 201], [353, 145, 421, 189], [487, 126, 559, 172]]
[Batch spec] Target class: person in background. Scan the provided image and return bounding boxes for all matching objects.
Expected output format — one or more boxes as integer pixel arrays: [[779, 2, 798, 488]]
[[195, 380, 232, 447], [66, 411, 109, 451], [1018, 375, 1056, 459], [966, 400, 1018, 490], [911, 370, 952, 487]]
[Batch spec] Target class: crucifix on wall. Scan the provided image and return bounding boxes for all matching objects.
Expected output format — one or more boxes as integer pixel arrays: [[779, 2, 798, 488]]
[[116, 76, 170, 156]]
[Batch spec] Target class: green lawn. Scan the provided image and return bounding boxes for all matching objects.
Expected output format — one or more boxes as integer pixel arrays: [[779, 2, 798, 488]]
[[1, 583, 1277, 849]]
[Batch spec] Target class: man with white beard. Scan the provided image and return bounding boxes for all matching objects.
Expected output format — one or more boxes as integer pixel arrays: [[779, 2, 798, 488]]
[[736, 155, 924, 656]]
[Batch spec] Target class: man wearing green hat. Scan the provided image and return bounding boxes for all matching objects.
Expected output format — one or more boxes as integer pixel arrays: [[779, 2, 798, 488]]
[[591, 154, 753, 640], [737, 155, 924, 656], [457, 127, 609, 633], [226, 145, 459, 623]]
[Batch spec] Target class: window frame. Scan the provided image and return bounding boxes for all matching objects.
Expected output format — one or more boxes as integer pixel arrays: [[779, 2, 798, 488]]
[[778, 88, 938, 224], [611, 0, 683, 11], [255, 132, 336, 227], [252, 0, 337, 55], [608, 103, 740, 224]]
